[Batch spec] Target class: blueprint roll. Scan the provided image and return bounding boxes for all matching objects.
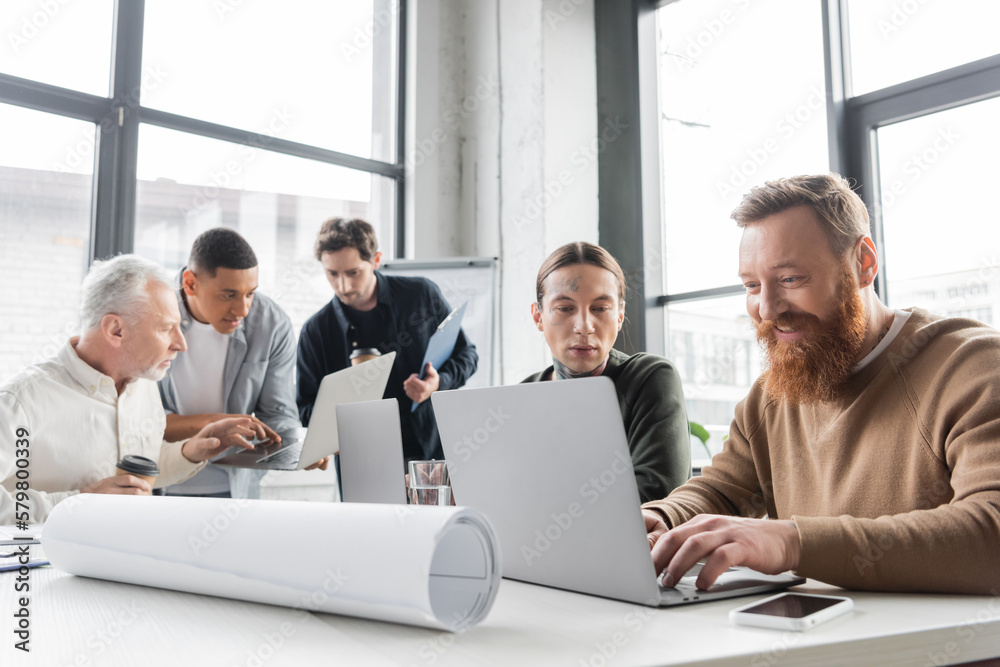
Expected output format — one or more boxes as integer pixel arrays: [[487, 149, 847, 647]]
[[43, 495, 501, 632]]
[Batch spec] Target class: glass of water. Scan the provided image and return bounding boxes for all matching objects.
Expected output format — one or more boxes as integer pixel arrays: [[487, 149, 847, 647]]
[[407, 460, 451, 505]]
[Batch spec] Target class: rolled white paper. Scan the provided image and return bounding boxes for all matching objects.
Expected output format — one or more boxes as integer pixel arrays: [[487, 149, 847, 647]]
[[43, 495, 501, 632]]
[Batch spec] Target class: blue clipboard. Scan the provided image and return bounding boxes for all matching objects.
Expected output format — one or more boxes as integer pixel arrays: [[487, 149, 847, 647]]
[[412, 302, 468, 412]]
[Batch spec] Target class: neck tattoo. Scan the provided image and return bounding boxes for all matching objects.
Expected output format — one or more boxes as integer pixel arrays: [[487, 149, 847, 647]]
[[552, 355, 609, 380]]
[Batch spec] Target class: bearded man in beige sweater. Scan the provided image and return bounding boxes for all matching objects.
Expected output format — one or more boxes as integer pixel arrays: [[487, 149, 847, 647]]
[[644, 173, 1000, 595]]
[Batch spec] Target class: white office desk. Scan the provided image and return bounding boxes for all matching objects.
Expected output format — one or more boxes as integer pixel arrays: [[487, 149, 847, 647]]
[[3, 567, 1000, 666]]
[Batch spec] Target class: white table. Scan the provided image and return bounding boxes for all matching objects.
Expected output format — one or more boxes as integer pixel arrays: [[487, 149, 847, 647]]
[[3, 567, 1000, 666]]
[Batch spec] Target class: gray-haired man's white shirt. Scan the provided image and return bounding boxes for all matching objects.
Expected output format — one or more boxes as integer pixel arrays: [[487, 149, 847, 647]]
[[0, 339, 204, 523]]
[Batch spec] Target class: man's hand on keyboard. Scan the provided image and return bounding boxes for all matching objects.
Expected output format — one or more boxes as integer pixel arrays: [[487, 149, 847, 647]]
[[646, 513, 801, 591], [182, 417, 258, 463]]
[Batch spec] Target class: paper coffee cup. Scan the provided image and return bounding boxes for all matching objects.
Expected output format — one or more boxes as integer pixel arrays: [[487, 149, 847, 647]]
[[350, 347, 382, 366], [115, 455, 159, 492]]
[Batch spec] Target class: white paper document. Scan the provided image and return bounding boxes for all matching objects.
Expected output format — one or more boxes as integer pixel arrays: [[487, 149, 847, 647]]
[[42, 495, 501, 632], [0, 523, 43, 545]]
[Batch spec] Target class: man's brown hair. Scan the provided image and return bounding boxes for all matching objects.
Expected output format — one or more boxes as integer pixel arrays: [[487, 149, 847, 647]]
[[731, 173, 871, 257], [535, 242, 627, 307], [313, 217, 379, 262]]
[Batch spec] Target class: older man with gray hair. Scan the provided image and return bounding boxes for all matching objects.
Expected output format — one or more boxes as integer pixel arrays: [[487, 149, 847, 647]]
[[0, 254, 258, 523]]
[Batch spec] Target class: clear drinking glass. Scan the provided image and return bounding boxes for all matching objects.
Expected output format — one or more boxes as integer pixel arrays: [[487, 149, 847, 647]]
[[407, 460, 451, 506]]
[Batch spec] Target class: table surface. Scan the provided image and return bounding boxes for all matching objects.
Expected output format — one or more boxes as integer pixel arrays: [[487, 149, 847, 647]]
[[3, 566, 1000, 667]]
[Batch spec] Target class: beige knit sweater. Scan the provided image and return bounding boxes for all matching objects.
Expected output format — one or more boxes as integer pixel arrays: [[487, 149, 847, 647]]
[[644, 308, 1000, 593]]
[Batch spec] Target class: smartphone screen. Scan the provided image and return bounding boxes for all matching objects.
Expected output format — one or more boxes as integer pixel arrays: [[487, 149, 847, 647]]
[[740, 593, 843, 619]]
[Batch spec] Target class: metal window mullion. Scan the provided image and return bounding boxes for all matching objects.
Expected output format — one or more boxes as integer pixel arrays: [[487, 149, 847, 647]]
[[821, 0, 849, 176], [137, 107, 402, 179], [657, 285, 746, 306], [596, 0, 648, 354], [91, 0, 146, 262], [394, 0, 408, 258], [0, 74, 110, 121]]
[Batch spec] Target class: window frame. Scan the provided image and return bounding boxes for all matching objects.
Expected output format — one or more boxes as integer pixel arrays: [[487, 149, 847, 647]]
[[0, 0, 407, 264], [602, 0, 1000, 350]]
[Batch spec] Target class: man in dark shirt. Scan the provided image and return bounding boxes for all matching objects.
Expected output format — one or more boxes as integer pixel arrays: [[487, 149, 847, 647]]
[[296, 217, 478, 462]]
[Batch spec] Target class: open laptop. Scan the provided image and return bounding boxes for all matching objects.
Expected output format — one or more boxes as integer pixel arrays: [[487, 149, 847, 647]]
[[432, 377, 804, 607], [337, 398, 408, 504], [214, 352, 396, 471]]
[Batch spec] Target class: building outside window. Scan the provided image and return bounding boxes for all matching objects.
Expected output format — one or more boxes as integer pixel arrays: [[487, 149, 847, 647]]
[[653, 0, 1000, 457], [0, 1, 403, 381]]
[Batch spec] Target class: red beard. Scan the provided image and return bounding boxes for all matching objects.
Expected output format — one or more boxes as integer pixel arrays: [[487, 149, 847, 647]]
[[755, 268, 868, 404]]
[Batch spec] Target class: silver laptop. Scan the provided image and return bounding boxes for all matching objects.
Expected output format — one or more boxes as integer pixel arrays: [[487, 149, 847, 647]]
[[214, 352, 396, 471], [432, 377, 804, 607], [337, 398, 408, 504]]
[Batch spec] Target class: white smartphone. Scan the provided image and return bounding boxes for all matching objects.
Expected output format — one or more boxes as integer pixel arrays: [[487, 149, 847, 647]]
[[729, 592, 853, 631]]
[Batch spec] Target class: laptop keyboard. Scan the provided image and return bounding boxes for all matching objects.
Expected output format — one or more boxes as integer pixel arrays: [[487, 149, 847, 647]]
[[255, 446, 300, 466]]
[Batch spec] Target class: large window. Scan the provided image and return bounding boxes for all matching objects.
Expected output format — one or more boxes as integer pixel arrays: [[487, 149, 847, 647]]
[[846, 0, 1000, 96], [134, 126, 395, 334], [0, 2, 404, 381], [0, 1, 114, 95], [876, 97, 1000, 322], [652, 0, 1000, 457], [655, 0, 829, 454], [0, 105, 94, 380]]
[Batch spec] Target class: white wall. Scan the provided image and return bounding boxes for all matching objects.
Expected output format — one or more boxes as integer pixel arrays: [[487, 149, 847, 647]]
[[406, 0, 599, 384]]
